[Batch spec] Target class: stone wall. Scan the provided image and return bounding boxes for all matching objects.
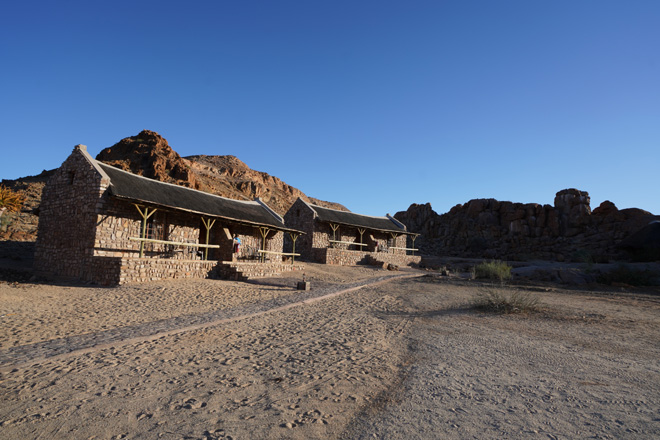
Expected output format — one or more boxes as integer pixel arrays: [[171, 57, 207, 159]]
[[322, 248, 370, 265], [283, 198, 316, 257], [395, 189, 659, 262], [34, 145, 108, 279], [284, 198, 410, 263], [87, 208, 285, 282], [322, 248, 421, 267], [35, 146, 287, 284], [94, 198, 204, 259], [366, 252, 422, 268], [88, 257, 218, 285]]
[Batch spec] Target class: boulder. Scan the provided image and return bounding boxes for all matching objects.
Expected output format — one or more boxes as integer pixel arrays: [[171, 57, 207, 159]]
[[394, 189, 659, 262]]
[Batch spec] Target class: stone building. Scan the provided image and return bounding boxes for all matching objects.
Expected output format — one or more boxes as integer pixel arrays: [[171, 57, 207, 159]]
[[34, 145, 302, 284], [283, 198, 420, 267]]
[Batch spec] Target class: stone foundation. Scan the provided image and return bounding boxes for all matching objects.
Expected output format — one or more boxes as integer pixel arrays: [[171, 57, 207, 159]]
[[87, 257, 219, 285], [321, 248, 421, 267], [365, 252, 422, 268], [218, 261, 304, 281]]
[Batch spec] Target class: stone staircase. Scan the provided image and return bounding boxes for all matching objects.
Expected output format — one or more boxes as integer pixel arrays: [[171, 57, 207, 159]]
[[217, 261, 304, 281]]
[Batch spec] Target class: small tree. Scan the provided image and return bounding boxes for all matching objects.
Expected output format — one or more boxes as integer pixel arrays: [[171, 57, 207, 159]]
[[0, 185, 26, 220]]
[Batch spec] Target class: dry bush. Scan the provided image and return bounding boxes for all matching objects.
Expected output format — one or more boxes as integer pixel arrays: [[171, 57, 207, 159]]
[[474, 260, 512, 282], [472, 288, 541, 314], [0, 185, 26, 214]]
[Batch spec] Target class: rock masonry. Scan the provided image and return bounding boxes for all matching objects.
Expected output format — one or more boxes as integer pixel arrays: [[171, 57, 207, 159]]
[[284, 198, 419, 268], [34, 146, 289, 285]]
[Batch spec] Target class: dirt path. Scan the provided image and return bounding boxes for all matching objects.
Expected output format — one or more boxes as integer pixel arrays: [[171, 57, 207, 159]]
[[1, 268, 659, 439], [0, 265, 419, 439], [0, 271, 418, 371]]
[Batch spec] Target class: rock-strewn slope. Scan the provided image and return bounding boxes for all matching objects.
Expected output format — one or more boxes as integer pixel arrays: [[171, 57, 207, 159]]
[[395, 189, 659, 262], [1, 130, 345, 241], [96, 130, 199, 189], [95, 130, 347, 215], [0, 170, 54, 241], [186, 154, 346, 214]]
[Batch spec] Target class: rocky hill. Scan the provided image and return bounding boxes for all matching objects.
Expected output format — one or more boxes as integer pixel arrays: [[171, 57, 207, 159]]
[[95, 130, 200, 189], [185, 154, 346, 214], [0, 130, 346, 241], [0, 170, 55, 242], [395, 189, 659, 262]]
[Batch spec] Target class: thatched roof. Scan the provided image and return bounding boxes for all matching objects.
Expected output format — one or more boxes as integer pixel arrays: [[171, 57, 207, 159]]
[[97, 162, 295, 231], [307, 202, 413, 235]]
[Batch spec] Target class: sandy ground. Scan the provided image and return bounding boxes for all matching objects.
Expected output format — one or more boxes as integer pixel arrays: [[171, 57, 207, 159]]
[[1, 263, 659, 439]]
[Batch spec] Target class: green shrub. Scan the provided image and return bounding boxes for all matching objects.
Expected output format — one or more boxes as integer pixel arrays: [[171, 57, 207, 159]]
[[474, 260, 512, 282], [472, 288, 541, 314]]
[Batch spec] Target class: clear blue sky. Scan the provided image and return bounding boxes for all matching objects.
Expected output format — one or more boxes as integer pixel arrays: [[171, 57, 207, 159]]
[[1, 1, 658, 216]]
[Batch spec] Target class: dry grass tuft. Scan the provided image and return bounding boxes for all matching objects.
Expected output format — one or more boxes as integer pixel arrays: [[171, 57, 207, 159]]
[[472, 288, 541, 314]]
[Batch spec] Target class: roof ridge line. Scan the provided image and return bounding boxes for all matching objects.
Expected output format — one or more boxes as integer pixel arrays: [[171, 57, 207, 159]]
[[96, 160, 259, 206], [387, 214, 407, 230], [255, 198, 285, 225], [311, 202, 395, 220]]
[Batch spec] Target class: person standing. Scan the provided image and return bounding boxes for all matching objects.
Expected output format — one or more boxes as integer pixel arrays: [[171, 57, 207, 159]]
[[233, 234, 241, 254]]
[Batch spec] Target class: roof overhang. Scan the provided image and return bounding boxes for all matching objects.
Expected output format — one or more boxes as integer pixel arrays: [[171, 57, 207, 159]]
[[111, 193, 303, 234]]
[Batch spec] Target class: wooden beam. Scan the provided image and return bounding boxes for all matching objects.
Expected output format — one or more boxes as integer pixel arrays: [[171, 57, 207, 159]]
[[134, 204, 157, 258], [357, 227, 366, 249], [289, 231, 300, 264], [129, 237, 220, 248], [258, 250, 300, 256], [329, 223, 340, 246], [329, 240, 368, 246], [201, 217, 216, 260], [258, 227, 271, 262]]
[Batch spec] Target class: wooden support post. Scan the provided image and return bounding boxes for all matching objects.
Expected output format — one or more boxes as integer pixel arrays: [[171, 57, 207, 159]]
[[135, 204, 157, 258], [289, 232, 300, 264], [357, 228, 366, 251], [259, 227, 271, 263], [329, 223, 340, 247], [201, 217, 216, 260], [390, 232, 400, 254], [411, 235, 418, 256]]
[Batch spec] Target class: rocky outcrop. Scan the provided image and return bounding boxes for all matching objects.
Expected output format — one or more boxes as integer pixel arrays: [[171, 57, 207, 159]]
[[0, 170, 55, 241], [1, 130, 346, 241], [395, 189, 659, 262], [186, 154, 347, 215], [96, 130, 347, 215], [96, 130, 199, 189]]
